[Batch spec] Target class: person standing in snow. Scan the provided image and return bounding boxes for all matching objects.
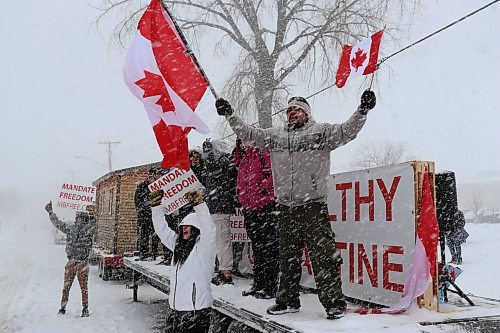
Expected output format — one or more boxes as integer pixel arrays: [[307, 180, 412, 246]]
[[44, 201, 97, 317], [216, 90, 376, 319], [446, 210, 467, 265], [234, 138, 278, 299], [150, 189, 216, 333], [202, 139, 238, 285]]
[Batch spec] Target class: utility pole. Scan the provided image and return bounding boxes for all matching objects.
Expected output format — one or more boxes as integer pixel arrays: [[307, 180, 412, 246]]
[[98, 141, 121, 172]]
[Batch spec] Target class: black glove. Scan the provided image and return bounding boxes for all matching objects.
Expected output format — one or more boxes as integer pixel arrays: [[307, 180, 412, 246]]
[[359, 89, 376, 115], [215, 98, 233, 116]]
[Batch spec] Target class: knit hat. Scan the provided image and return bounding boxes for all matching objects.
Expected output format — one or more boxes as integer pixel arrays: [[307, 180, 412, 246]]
[[287, 96, 311, 120]]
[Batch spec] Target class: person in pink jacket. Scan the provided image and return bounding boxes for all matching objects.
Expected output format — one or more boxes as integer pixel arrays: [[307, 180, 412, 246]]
[[234, 138, 278, 299]]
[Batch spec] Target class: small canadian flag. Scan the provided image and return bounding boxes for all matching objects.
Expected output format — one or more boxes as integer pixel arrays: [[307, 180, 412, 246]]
[[336, 29, 384, 88]]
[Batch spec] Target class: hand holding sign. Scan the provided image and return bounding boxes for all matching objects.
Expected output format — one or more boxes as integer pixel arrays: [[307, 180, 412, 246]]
[[45, 201, 53, 214], [185, 190, 204, 206], [149, 190, 164, 207]]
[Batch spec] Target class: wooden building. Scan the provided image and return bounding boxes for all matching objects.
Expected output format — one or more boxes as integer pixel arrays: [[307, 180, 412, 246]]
[[93, 162, 159, 255]]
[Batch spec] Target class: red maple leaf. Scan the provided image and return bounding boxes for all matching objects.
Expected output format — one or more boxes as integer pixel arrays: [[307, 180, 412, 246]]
[[135, 71, 175, 113], [351, 48, 367, 72]]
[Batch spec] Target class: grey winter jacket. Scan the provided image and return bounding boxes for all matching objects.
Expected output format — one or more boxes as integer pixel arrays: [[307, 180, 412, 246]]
[[49, 213, 97, 261], [227, 108, 367, 207]]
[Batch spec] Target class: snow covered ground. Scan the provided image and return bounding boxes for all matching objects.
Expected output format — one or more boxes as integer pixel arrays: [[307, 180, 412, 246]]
[[1, 214, 499, 333]]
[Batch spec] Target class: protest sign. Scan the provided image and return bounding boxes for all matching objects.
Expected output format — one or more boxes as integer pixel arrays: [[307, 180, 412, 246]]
[[328, 162, 416, 306], [57, 183, 96, 211], [148, 168, 202, 214]]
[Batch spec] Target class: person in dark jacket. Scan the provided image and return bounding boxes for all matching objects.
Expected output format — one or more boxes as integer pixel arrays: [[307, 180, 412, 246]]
[[203, 139, 238, 285], [216, 90, 376, 319], [44, 201, 96, 317], [447, 210, 467, 265], [135, 166, 164, 260], [189, 149, 207, 186], [235, 138, 278, 299]]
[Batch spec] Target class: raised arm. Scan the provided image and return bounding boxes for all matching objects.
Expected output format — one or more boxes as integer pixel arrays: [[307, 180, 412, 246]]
[[150, 191, 178, 251], [216, 98, 273, 149], [323, 90, 376, 151], [45, 201, 70, 234]]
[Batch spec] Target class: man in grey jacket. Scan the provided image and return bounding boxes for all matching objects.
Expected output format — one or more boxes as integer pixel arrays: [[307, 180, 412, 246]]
[[45, 201, 97, 317], [215, 90, 376, 319]]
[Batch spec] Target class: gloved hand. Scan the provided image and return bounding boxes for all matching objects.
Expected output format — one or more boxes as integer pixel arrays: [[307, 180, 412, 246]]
[[149, 190, 164, 207], [359, 89, 376, 115], [185, 190, 204, 206], [45, 201, 53, 214], [215, 98, 233, 116], [86, 205, 96, 216]]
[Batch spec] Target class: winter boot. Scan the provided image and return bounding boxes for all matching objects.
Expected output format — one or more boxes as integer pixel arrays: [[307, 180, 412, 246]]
[[266, 301, 300, 315], [255, 290, 275, 299], [242, 286, 260, 297], [81, 307, 89, 317], [326, 307, 345, 320], [58, 306, 66, 315]]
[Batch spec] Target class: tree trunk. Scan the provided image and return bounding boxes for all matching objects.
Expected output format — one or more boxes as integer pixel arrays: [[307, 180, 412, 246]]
[[254, 60, 276, 129]]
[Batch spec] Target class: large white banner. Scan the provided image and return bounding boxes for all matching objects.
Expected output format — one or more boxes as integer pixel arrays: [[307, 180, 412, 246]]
[[327, 162, 416, 306]]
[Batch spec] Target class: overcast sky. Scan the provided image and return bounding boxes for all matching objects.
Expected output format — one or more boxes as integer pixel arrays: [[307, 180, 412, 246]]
[[1, 0, 499, 219]]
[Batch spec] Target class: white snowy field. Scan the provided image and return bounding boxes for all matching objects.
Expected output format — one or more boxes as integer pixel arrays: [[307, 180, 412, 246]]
[[1, 214, 499, 333]]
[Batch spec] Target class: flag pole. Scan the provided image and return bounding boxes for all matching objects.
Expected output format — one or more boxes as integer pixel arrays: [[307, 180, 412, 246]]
[[160, 1, 219, 99]]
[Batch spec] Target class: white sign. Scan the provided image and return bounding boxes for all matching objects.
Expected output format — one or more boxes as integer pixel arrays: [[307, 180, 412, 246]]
[[56, 183, 96, 211], [327, 163, 416, 306], [148, 168, 202, 214], [230, 208, 250, 242]]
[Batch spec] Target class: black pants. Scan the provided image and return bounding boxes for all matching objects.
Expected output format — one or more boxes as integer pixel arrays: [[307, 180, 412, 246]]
[[165, 307, 211, 333], [244, 204, 279, 294], [275, 202, 345, 311], [138, 215, 160, 257]]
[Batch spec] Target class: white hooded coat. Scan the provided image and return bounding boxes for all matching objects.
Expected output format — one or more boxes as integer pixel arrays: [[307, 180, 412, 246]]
[[152, 202, 216, 311]]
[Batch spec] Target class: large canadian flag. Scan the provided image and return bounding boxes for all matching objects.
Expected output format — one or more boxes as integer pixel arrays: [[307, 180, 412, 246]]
[[336, 29, 384, 88], [124, 0, 210, 170]]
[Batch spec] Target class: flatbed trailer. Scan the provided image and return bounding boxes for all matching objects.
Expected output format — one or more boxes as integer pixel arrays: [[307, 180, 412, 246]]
[[123, 258, 500, 333]]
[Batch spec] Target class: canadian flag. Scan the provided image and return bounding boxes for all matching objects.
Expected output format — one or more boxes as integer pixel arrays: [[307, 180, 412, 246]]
[[124, 0, 210, 170], [336, 29, 384, 88]]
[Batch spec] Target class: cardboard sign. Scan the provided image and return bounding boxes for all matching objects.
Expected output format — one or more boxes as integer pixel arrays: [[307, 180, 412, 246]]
[[57, 183, 96, 211], [230, 208, 250, 242], [327, 162, 416, 306], [148, 168, 202, 214]]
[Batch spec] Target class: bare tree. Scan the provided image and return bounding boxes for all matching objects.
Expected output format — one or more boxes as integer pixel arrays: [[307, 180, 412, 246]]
[[96, 0, 420, 129], [468, 188, 484, 217], [350, 139, 410, 169]]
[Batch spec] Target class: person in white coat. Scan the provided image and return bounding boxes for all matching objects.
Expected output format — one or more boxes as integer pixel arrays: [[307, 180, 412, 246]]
[[150, 189, 216, 333]]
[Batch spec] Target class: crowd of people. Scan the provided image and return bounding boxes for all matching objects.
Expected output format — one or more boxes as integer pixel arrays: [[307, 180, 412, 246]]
[[49, 90, 479, 332], [43, 89, 470, 332], [43, 91, 377, 330], [139, 90, 377, 332]]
